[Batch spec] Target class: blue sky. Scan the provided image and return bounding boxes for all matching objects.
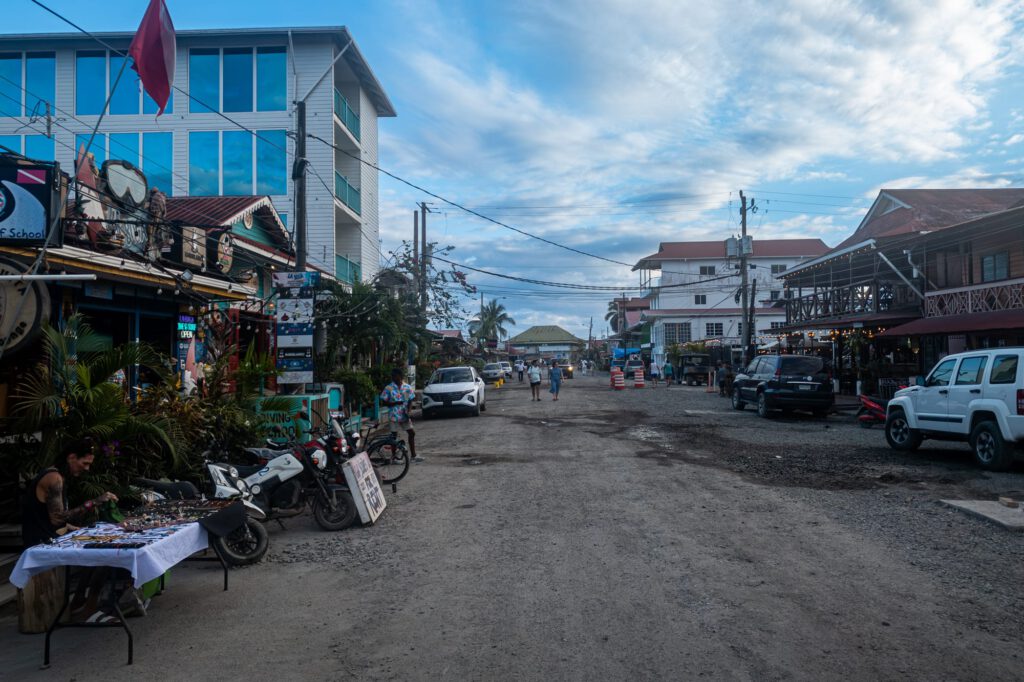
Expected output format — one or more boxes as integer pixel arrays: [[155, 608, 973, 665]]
[[8, 0, 1024, 340]]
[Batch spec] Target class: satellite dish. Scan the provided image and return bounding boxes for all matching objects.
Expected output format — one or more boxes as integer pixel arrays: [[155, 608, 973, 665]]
[[102, 161, 149, 208]]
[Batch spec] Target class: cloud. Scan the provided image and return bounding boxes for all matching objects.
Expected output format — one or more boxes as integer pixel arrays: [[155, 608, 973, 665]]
[[1006, 133, 1024, 145]]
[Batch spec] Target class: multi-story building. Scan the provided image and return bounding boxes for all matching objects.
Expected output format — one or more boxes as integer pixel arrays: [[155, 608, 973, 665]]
[[0, 26, 394, 283], [632, 239, 829, 365]]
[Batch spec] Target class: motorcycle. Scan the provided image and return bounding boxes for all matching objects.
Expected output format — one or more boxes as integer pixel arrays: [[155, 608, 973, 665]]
[[235, 437, 358, 531], [134, 460, 269, 567], [856, 393, 889, 428]]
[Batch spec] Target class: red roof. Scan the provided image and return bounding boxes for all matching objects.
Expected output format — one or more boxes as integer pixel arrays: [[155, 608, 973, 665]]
[[880, 309, 1024, 336], [166, 195, 291, 250], [634, 238, 829, 270], [431, 329, 465, 340], [837, 189, 1024, 248]]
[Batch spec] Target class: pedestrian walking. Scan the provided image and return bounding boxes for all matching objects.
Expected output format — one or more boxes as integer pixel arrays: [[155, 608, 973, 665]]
[[548, 360, 563, 400], [663, 359, 674, 387], [649, 361, 660, 386], [380, 368, 421, 461], [716, 362, 727, 396], [528, 360, 542, 401], [515, 359, 525, 382]]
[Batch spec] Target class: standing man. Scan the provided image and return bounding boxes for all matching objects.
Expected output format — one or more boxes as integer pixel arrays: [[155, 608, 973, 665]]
[[380, 368, 421, 462], [515, 358, 525, 383]]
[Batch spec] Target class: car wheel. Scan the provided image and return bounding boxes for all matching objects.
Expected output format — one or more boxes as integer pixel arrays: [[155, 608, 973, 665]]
[[473, 402, 481, 417], [731, 387, 745, 410], [885, 409, 922, 451], [970, 421, 1011, 471], [756, 392, 772, 418], [480, 399, 486, 412]]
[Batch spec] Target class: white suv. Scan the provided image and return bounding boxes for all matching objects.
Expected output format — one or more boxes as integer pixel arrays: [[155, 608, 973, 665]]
[[885, 349, 1024, 470]]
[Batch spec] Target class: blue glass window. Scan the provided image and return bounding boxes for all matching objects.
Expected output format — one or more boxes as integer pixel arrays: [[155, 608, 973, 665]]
[[24, 135, 54, 161], [25, 53, 55, 117], [76, 51, 107, 115], [109, 55, 140, 115], [256, 47, 286, 112], [223, 48, 253, 113], [76, 133, 107, 166], [142, 132, 173, 196], [0, 135, 20, 153], [256, 129, 287, 195], [189, 49, 219, 113], [189, 131, 219, 195], [109, 132, 140, 165], [278, 213, 288, 228], [223, 130, 252, 194], [143, 88, 172, 115], [0, 54, 22, 117]]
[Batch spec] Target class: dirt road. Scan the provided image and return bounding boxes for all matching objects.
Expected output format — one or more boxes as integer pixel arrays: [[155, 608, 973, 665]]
[[3, 374, 1023, 680]]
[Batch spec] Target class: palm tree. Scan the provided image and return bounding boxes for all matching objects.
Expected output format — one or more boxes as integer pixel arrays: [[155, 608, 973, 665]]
[[477, 299, 516, 343], [605, 300, 621, 334]]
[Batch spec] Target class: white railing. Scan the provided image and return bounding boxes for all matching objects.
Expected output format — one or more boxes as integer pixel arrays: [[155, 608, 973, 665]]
[[925, 276, 1024, 317]]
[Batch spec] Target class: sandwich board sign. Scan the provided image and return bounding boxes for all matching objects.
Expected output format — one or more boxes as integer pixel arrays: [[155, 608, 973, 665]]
[[342, 451, 387, 524]]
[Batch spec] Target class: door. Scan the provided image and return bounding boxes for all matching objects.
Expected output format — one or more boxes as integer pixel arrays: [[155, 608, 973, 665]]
[[739, 357, 765, 400], [914, 357, 958, 432], [946, 355, 987, 434], [983, 353, 1020, 414]]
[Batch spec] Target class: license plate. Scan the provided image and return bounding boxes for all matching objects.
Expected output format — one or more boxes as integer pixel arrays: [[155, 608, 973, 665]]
[[797, 384, 812, 391]]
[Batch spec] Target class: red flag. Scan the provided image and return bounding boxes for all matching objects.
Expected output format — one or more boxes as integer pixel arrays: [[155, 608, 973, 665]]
[[128, 0, 176, 116]]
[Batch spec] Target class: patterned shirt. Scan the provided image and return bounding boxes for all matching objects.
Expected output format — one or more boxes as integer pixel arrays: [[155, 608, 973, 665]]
[[380, 381, 416, 423]]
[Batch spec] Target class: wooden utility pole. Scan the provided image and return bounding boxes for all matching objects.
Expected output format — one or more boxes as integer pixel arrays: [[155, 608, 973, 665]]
[[419, 202, 429, 310], [412, 210, 419, 286], [739, 190, 750, 363], [294, 100, 308, 269]]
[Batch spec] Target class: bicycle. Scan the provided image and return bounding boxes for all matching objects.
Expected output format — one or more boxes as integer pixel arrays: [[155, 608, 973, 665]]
[[360, 422, 411, 485]]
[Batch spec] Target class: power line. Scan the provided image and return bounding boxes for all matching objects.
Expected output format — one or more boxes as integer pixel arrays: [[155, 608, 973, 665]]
[[307, 133, 635, 268]]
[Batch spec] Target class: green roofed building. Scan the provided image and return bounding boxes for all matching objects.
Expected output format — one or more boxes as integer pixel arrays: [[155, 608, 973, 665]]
[[506, 326, 585, 360]]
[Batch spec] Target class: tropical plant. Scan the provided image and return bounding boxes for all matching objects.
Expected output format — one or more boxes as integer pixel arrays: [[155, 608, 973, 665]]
[[605, 300, 621, 333], [6, 314, 175, 482], [477, 299, 516, 343]]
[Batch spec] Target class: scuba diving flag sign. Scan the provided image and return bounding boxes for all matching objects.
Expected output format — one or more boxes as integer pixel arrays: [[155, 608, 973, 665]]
[[128, 0, 176, 116]]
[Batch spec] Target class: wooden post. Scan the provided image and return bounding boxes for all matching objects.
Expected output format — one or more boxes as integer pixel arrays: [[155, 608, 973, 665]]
[[18, 568, 68, 634]]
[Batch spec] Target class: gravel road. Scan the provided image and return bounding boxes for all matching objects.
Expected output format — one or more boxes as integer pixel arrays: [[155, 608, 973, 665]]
[[3, 373, 1023, 680]]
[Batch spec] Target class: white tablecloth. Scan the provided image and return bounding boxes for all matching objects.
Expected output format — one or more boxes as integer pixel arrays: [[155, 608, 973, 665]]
[[10, 522, 209, 589]]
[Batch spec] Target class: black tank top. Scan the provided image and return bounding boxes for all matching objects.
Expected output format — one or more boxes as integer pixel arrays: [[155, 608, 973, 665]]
[[21, 467, 64, 549]]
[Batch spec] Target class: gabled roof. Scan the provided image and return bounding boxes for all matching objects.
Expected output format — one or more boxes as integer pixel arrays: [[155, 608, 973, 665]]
[[430, 329, 465, 341], [837, 188, 1024, 248], [634, 239, 829, 271], [165, 196, 291, 250], [507, 325, 585, 345]]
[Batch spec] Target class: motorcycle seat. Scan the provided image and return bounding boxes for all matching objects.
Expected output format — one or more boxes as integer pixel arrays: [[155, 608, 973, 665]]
[[134, 478, 199, 500], [244, 447, 289, 459], [233, 463, 264, 477]]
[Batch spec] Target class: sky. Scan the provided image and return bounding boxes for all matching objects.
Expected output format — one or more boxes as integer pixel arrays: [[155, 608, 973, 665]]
[[8, 0, 1024, 340]]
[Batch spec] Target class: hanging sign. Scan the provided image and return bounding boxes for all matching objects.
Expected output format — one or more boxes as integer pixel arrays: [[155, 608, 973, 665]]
[[341, 451, 387, 524], [273, 271, 320, 288], [0, 159, 60, 246], [0, 255, 51, 355]]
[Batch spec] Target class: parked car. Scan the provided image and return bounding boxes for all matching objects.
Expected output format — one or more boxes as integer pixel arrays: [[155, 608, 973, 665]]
[[499, 361, 513, 379], [731, 355, 833, 418], [481, 362, 505, 383], [421, 366, 487, 417], [623, 359, 645, 378], [885, 349, 1024, 470], [555, 360, 574, 379]]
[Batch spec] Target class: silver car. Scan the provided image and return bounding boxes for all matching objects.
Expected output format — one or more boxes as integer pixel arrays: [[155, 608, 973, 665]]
[[481, 362, 504, 383]]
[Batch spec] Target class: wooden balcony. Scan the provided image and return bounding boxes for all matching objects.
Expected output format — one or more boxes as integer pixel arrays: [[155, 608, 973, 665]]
[[786, 279, 917, 325], [925, 276, 1024, 317]]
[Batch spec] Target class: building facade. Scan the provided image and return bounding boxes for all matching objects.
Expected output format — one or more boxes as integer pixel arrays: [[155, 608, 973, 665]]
[[632, 239, 829, 365], [0, 26, 394, 283]]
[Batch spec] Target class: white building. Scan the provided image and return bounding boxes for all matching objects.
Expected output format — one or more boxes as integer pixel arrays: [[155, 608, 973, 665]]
[[0, 26, 394, 283], [633, 239, 829, 364]]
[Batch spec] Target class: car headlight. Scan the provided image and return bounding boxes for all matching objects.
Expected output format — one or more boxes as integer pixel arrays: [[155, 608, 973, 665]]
[[464, 392, 475, 401]]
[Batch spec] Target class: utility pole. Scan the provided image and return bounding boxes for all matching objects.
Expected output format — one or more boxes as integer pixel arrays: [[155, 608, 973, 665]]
[[412, 210, 419, 286], [419, 202, 429, 311], [294, 100, 308, 270], [739, 190, 750, 364]]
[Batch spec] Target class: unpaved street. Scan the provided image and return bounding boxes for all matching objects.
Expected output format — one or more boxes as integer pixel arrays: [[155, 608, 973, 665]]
[[3, 374, 1023, 680]]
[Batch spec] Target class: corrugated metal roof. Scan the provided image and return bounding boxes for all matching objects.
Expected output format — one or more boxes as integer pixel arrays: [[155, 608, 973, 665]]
[[634, 238, 829, 270], [165, 195, 291, 249], [507, 325, 585, 345]]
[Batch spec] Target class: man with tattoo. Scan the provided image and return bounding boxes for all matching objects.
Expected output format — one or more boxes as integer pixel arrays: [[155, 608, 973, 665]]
[[22, 439, 118, 548]]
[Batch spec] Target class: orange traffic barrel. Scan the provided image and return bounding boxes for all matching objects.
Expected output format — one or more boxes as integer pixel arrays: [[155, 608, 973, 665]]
[[634, 371, 645, 388], [613, 371, 625, 390]]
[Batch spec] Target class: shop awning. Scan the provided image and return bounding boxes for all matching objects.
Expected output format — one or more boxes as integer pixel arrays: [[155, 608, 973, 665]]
[[880, 309, 1024, 336], [771, 311, 915, 333]]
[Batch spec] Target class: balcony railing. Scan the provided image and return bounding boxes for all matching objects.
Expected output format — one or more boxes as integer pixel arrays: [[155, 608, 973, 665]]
[[333, 89, 361, 142], [335, 254, 362, 284], [334, 172, 361, 216], [925, 276, 1024, 317], [785, 279, 918, 325]]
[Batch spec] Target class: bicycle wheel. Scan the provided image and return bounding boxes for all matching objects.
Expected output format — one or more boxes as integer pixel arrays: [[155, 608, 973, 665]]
[[367, 440, 410, 484]]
